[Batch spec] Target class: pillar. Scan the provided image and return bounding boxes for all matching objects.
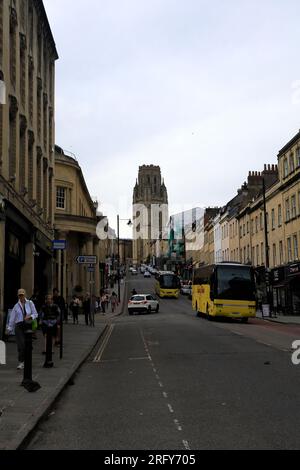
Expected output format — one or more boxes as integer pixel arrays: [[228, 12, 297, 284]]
[[21, 241, 34, 297]]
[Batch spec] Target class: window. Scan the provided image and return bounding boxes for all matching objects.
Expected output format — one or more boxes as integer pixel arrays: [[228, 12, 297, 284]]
[[256, 245, 259, 266], [260, 212, 263, 230], [291, 195, 297, 218], [296, 148, 300, 167], [289, 153, 295, 173], [287, 237, 292, 262], [56, 187, 65, 209], [255, 216, 258, 233], [271, 208, 275, 230], [286, 198, 290, 222], [273, 244, 277, 267], [247, 221, 249, 234], [283, 158, 288, 178], [278, 204, 282, 226], [279, 241, 284, 265], [293, 234, 299, 260]]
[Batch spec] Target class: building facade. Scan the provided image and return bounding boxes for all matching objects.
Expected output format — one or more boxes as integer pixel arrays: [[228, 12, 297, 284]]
[[132, 165, 168, 265], [54, 146, 102, 304], [0, 0, 58, 335]]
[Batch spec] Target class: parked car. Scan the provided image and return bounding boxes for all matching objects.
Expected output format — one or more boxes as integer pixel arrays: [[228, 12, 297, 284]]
[[144, 271, 151, 278], [131, 269, 138, 275], [128, 294, 159, 315], [180, 282, 192, 295]]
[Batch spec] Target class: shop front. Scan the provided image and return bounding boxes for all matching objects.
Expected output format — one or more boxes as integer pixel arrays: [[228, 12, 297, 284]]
[[271, 262, 300, 316], [285, 262, 300, 315]]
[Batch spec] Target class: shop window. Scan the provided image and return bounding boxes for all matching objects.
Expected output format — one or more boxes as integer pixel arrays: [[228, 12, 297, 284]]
[[273, 244, 277, 267]]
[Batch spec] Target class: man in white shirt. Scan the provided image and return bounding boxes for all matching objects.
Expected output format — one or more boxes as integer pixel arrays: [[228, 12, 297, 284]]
[[6, 288, 38, 370]]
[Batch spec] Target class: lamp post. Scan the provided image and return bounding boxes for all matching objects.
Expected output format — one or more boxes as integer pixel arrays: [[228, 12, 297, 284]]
[[117, 215, 132, 303]]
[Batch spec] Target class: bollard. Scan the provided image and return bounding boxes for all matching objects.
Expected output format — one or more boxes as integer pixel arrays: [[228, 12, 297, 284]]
[[21, 330, 41, 392], [43, 327, 53, 368]]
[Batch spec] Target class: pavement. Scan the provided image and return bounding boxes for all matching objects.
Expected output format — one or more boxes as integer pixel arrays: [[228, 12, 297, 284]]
[[256, 310, 300, 325], [0, 279, 128, 451]]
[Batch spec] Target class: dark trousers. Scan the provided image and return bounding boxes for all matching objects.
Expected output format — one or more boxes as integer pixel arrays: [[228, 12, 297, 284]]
[[15, 323, 25, 362], [72, 307, 79, 324]]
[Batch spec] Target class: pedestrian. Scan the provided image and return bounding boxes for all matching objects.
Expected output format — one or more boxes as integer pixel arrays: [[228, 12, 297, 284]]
[[131, 288, 137, 296], [30, 288, 43, 340], [100, 293, 107, 314], [53, 288, 66, 344], [82, 293, 92, 326], [40, 294, 60, 366], [111, 291, 118, 313], [70, 295, 80, 324], [6, 288, 38, 370]]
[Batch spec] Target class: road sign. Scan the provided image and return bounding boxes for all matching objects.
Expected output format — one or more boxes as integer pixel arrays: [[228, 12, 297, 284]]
[[87, 266, 95, 273], [52, 240, 67, 250], [75, 255, 97, 265]]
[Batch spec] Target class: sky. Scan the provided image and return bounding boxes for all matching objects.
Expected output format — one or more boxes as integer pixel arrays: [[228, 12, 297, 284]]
[[44, 0, 300, 238]]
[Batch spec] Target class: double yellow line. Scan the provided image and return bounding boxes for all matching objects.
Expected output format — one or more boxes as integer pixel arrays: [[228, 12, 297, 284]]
[[93, 324, 115, 363]]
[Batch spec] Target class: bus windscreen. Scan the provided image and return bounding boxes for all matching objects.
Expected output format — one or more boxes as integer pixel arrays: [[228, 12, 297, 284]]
[[216, 266, 255, 301], [160, 275, 180, 289]]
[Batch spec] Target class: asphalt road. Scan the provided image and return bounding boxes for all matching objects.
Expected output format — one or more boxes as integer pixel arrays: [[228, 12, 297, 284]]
[[26, 275, 300, 450]]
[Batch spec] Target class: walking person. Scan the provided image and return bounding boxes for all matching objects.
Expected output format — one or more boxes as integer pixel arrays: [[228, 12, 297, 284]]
[[6, 289, 38, 370], [83, 293, 91, 326], [40, 294, 60, 367], [100, 293, 107, 314], [111, 291, 118, 313], [70, 295, 80, 324]]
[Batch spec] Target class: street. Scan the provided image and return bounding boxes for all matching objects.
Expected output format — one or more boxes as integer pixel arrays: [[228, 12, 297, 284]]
[[26, 275, 300, 450]]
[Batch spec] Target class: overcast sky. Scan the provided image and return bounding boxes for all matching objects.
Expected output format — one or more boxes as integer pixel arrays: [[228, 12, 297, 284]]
[[44, 0, 300, 238]]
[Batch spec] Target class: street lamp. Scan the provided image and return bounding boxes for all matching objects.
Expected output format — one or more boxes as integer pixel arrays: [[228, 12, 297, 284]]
[[117, 215, 132, 303]]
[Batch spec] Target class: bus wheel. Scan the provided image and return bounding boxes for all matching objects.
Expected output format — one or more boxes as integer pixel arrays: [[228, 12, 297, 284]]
[[241, 317, 248, 323], [207, 305, 213, 320]]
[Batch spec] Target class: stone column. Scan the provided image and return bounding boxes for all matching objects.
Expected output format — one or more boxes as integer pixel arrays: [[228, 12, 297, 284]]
[[21, 240, 34, 297], [59, 231, 68, 301]]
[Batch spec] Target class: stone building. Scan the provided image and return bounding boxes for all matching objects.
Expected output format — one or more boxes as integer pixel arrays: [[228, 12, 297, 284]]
[[54, 145, 103, 303], [0, 0, 58, 335], [132, 165, 168, 265]]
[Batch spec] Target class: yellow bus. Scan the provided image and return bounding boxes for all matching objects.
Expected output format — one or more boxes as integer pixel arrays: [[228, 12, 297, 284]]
[[192, 262, 256, 322], [155, 271, 181, 298]]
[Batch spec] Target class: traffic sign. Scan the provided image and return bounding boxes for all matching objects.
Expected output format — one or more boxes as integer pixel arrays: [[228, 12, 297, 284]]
[[75, 255, 97, 265], [87, 266, 95, 272], [52, 240, 67, 250]]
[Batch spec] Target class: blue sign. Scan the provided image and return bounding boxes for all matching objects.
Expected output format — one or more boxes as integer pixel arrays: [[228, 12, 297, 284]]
[[87, 266, 95, 273], [52, 240, 67, 250], [76, 255, 97, 265]]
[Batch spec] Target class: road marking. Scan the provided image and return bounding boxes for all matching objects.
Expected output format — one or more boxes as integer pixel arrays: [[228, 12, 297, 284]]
[[158, 381, 163, 388], [163, 391, 168, 399], [183, 440, 191, 450], [93, 324, 114, 362], [174, 419, 182, 431], [129, 357, 149, 361], [167, 404, 174, 413]]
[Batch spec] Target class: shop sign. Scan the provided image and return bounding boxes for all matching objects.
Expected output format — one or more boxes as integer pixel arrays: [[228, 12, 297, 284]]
[[288, 263, 300, 276]]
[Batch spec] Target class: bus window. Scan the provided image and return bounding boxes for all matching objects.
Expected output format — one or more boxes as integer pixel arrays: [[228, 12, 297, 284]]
[[216, 265, 255, 301]]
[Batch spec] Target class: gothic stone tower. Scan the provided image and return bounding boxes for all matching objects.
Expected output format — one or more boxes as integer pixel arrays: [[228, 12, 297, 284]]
[[132, 165, 168, 265]]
